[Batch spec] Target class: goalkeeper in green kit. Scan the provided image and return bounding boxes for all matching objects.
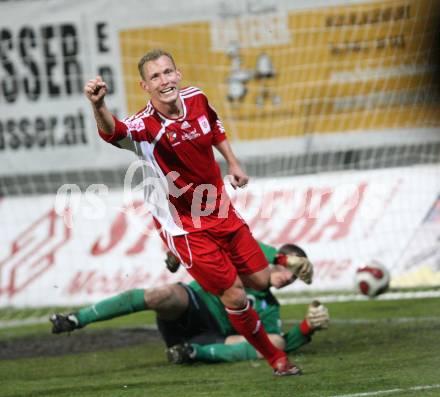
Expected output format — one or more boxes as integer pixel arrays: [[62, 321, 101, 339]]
[[50, 242, 329, 364]]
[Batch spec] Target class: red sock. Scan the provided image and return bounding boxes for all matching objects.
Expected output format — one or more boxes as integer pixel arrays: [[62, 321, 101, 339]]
[[226, 301, 286, 367], [299, 318, 313, 336]]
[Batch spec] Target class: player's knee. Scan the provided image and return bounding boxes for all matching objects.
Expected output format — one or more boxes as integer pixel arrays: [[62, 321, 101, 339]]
[[145, 284, 189, 313], [144, 285, 175, 309], [220, 285, 248, 309]]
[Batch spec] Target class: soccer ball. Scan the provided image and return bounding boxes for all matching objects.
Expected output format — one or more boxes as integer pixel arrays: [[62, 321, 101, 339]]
[[355, 260, 390, 298]]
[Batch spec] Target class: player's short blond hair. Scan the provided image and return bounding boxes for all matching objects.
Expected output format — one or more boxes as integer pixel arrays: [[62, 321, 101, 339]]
[[138, 49, 176, 80]]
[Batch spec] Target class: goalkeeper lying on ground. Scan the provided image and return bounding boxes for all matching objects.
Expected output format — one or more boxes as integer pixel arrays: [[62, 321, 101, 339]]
[[50, 242, 329, 364]]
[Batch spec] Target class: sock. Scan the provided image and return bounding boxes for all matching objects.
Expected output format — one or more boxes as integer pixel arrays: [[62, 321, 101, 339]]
[[299, 318, 313, 336], [283, 324, 311, 353], [74, 289, 146, 327], [192, 342, 258, 363], [226, 301, 286, 367]]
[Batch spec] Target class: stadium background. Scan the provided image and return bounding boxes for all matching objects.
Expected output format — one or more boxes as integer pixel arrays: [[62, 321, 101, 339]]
[[1, 0, 439, 307]]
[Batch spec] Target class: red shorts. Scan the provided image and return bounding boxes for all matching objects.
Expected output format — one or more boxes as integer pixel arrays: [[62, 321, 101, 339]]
[[159, 211, 268, 295]]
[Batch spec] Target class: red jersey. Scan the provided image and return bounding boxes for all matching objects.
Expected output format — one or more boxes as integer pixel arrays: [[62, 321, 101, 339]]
[[99, 87, 233, 235]]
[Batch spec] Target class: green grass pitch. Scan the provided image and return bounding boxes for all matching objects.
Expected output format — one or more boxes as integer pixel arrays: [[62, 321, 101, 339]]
[[0, 297, 439, 397]]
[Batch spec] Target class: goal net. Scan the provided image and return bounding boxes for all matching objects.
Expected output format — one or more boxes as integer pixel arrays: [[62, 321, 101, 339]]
[[119, 0, 440, 176], [1, 0, 440, 317]]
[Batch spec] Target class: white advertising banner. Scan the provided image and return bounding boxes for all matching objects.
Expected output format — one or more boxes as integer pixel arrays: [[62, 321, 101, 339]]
[[1, 165, 438, 307], [0, 0, 133, 175]]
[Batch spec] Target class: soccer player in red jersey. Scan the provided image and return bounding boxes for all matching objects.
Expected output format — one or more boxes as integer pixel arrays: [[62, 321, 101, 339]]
[[83, 49, 299, 375]]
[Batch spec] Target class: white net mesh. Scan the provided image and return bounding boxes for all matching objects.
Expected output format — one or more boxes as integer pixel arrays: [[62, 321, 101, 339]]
[[118, 0, 440, 175], [1, 0, 440, 316], [1, 0, 440, 195]]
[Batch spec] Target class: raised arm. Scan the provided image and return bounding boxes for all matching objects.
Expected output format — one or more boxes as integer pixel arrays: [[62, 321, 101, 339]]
[[83, 75, 115, 135], [214, 139, 249, 189]]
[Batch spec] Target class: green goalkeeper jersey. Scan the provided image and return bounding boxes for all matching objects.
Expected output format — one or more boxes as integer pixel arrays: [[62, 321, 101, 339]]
[[188, 241, 282, 336]]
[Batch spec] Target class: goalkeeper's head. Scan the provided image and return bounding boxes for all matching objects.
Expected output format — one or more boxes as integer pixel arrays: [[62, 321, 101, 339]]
[[277, 243, 307, 258], [274, 243, 313, 285]]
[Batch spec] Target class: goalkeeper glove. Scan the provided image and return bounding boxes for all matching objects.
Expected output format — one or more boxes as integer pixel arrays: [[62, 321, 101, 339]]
[[165, 251, 181, 273], [306, 300, 329, 331], [274, 253, 314, 284]]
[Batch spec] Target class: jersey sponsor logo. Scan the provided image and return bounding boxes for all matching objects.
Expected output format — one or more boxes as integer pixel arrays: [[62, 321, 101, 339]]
[[124, 118, 145, 132], [182, 130, 201, 141], [197, 115, 211, 134]]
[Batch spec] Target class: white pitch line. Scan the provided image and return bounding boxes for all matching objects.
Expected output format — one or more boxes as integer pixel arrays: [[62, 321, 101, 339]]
[[2, 315, 439, 329], [282, 316, 440, 326], [1, 290, 440, 328], [0, 314, 161, 329], [331, 383, 440, 397], [0, 316, 50, 328], [277, 290, 440, 305]]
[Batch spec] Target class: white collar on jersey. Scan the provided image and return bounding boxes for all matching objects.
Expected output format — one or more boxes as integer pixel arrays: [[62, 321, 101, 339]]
[[150, 92, 187, 123]]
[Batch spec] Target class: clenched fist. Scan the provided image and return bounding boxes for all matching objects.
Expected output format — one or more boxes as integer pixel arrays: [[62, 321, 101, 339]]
[[84, 75, 108, 106]]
